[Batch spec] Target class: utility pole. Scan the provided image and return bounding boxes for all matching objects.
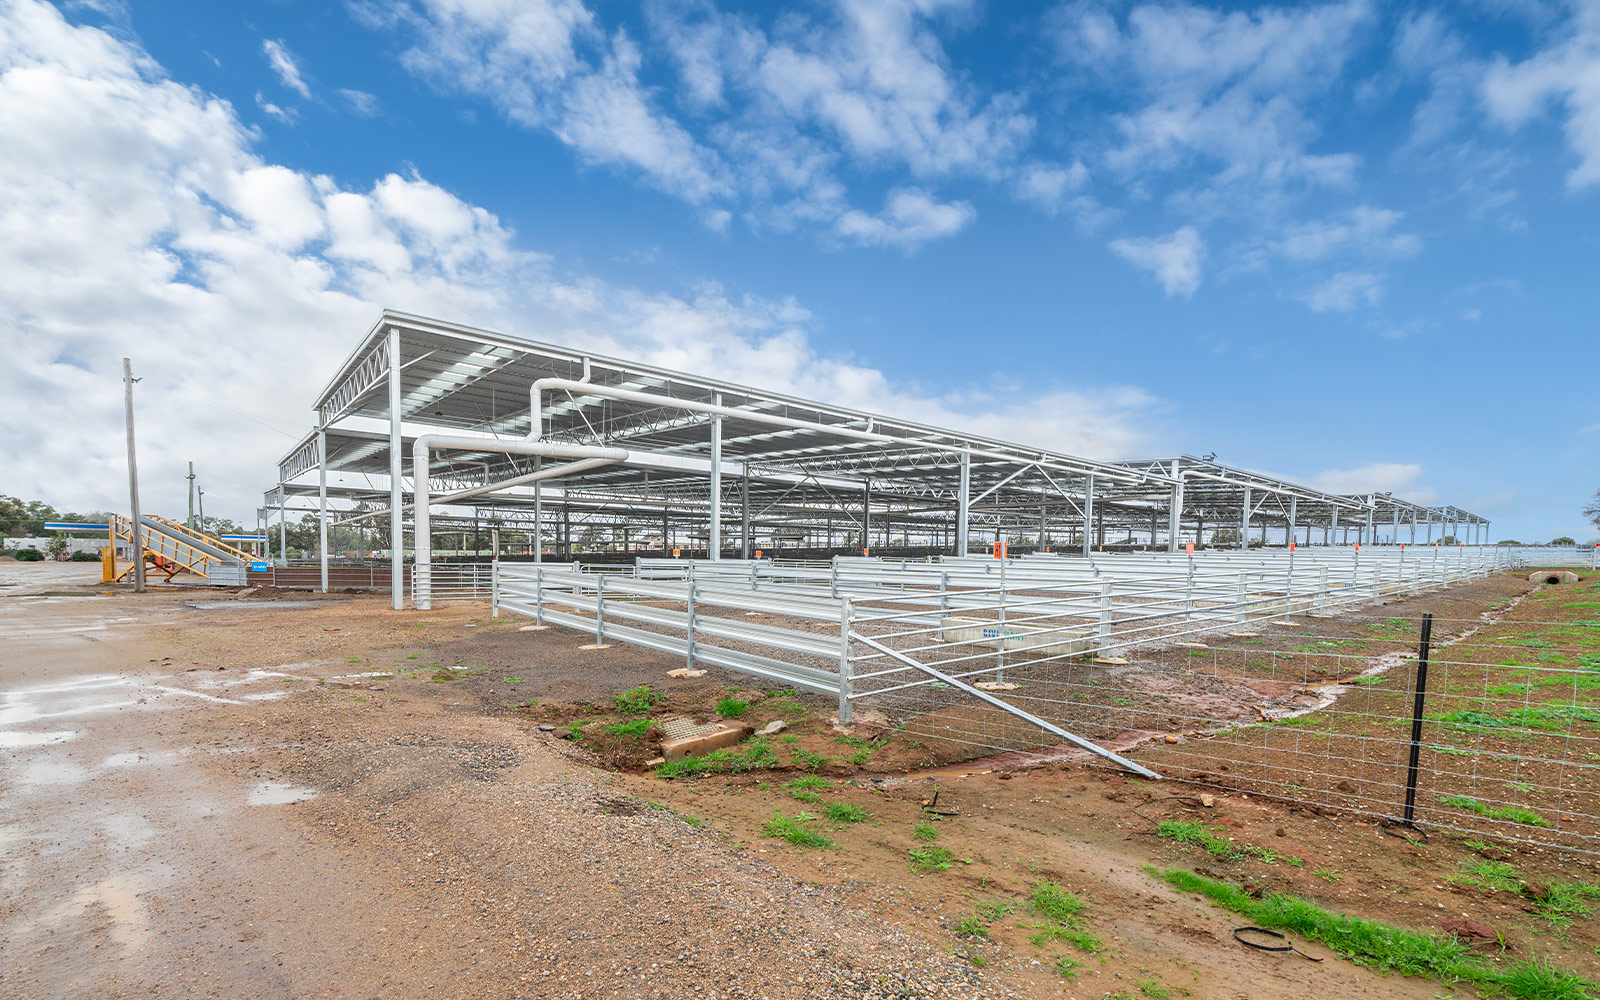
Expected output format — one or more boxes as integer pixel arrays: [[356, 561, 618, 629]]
[[197, 487, 205, 535], [187, 462, 196, 530], [123, 358, 146, 593]]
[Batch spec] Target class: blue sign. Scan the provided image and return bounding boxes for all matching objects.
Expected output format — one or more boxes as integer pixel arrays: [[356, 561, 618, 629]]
[[250, 561, 270, 573], [222, 534, 269, 543], [44, 522, 110, 532]]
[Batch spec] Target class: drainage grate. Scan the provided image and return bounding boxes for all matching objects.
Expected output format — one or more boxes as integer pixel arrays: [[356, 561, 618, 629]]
[[657, 717, 723, 740]]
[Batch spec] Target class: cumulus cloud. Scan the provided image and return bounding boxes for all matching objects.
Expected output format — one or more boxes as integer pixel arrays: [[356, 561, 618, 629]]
[[0, 0, 1164, 521], [1108, 226, 1205, 296], [374, 0, 1032, 249], [261, 38, 310, 98], [1305, 270, 1382, 311], [1481, 3, 1600, 189], [1054, 1, 1373, 204], [834, 187, 975, 251]]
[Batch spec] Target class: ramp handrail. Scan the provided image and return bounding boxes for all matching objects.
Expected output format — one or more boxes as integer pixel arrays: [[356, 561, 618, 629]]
[[110, 514, 219, 580], [143, 514, 254, 563]]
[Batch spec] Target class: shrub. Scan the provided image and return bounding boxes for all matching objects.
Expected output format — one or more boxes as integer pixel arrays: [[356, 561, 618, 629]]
[[715, 697, 749, 719], [13, 548, 43, 562]]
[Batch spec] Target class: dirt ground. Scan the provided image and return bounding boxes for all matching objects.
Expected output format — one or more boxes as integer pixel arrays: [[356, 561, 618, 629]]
[[2, 561, 1597, 999]]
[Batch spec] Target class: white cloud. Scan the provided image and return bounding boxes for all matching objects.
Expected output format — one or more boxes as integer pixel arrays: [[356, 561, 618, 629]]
[[1305, 270, 1382, 312], [261, 38, 310, 98], [1056, 1, 1374, 203], [254, 91, 296, 123], [0, 0, 1163, 521], [338, 88, 379, 116], [1273, 205, 1421, 261], [1481, 3, 1600, 189], [1311, 462, 1436, 503], [835, 187, 975, 251], [1108, 226, 1204, 296], [1014, 161, 1089, 213], [378, 0, 1030, 247]]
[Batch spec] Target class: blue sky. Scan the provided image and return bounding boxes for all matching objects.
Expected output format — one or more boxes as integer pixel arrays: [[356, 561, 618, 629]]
[[0, 0, 1596, 541]]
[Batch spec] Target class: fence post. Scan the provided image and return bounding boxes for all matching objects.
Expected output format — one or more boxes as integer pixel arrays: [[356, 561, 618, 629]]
[[595, 574, 605, 644], [997, 558, 1008, 680], [1282, 562, 1292, 622], [535, 566, 544, 625], [838, 598, 853, 724], [1234, 570, 1247, 623], [1097, 580, 1112, 650], [1316, 566, 1328, 614], [1402, 612, 1434, 827], [686, 581, 697, 670], [940, 570, 949, 614], [491, 560, 500, 618]]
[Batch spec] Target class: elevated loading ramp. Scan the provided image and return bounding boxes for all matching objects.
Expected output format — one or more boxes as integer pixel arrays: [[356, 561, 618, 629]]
[[109, 514, 255, 585]]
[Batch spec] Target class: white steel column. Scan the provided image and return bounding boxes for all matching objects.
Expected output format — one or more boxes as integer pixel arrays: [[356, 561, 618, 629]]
[[1288, 497, 1297, 550], [956, 452, 970, 555], [317, 424, 328, 593], [1081, 474, 1095, 557], [387, 327, 404, 610], [1167, 469, 1184, 553], [709, 393, 722, 560], [1239, 485, 1250, 550]]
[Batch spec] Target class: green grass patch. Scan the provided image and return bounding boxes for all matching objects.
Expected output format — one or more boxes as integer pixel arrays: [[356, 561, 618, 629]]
[[977, 899, 1018, 921], [1432, 705, 1600, 734], [762, 811, 834, 849], [502, 675, 526, 683], [715, 697, 749, 719], [792, 747, 830, 771], [1156, 820, 1290, 863], [1027, 881, 1102, 953], [912, 822, 940, 842], [1153, 867, 1595, 999], [1439, 794, 1552, 827], [655, 737, 778, 778], [603, 718, 654, 739], [615, 684, 664, 715], [954, 914, 990, 938], [825, 801, 867, 824], [1450, 859, 1524, 893], [909, 845, 956, 872]]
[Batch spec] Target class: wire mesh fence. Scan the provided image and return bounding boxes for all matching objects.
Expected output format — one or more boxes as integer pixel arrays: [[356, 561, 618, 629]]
[[491, 552, 1598, 854]]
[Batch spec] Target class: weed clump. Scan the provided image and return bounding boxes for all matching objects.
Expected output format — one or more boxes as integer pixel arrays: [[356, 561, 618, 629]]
[[762, 811, 834, 849], [615, 685, 664, 716], [715, 697, 749, 719], [825, 802, 867, 824], [908, 845, 956, 872]]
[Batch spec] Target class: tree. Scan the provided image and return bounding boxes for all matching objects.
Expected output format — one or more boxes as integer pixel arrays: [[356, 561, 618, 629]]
[[45, 534, 68, 559], [1210, 527, 1240, 546], [1585, 489, 1600, 532], [1551, 536, 1577, 546]]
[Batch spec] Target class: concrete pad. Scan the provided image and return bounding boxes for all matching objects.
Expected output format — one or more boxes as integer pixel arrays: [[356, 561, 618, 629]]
[[660, 723, 753, 761], [518, 625, 549, 631], [578, 643, 612, 650]]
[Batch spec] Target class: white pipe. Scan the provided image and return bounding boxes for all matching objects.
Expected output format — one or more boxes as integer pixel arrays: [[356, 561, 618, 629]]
[[414, 436, 627, 609]]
